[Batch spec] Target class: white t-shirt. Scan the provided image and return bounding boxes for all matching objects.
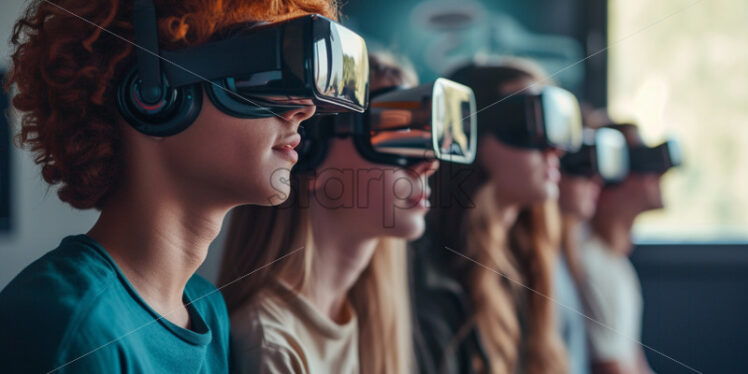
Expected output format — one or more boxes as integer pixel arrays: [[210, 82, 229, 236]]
[[579, 232, 643, 367], [230, 281, 359, 374], [555, 255, 590, 374]]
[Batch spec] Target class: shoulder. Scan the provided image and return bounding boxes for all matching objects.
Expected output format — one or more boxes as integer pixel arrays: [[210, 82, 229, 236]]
[[579, 239, 632, 328], [230, 291, 300, 350], [233, 339, 308, 374], [0, 235, 120, 372], [230, 294, 308, 374], [411, 258, 478, 371], [580, 237, 622, 287], [0, 235, 119, 317], [1, 235, 117, 300], [412, 252, 472, 329], [411, 239, 470, 314]]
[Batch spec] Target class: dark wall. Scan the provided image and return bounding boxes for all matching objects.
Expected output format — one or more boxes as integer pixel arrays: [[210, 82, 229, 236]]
[[1, 84, 9, 233], [632, 244, 748, 373]]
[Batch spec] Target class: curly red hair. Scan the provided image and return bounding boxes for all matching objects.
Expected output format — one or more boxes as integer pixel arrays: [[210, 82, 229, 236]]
[[6, 0, 338, 209]]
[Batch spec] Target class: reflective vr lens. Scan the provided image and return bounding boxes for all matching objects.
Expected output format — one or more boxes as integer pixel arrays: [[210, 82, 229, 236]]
[[561, 128, 629, 182], [595, 128, 629, 182], [159, 14, 369, 118], [364, 78, 477, 166], [296, 78, 478, 170], [490, 86, 582, 152], [542, 87, 583, 152], [629, 139, 682, 174], [433, 79, 478, 164], [313, 21, 369, 112]]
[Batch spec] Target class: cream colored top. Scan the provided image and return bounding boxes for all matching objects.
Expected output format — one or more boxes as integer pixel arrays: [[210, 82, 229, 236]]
[[230, 281, 359, 374]]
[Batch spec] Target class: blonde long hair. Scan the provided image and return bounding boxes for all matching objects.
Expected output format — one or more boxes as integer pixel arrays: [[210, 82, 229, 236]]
[[219, 51, 416, 374], [433, 60, 568, 374]]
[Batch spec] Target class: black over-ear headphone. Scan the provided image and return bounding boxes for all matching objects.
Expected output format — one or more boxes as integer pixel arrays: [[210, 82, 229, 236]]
[[117, 0, 202, 137]]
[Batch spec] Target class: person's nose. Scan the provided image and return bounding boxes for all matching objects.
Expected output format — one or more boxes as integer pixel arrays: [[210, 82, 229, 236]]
[[546, 146, 565, 158], [410, 159, 440, 178], [280, 105, 317, 126], [544, 147, 562, 166]]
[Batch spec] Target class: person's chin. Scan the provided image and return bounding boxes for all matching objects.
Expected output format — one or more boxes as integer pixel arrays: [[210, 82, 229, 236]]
[[542, 183, 559, 201], [580, 205, 596, 220], [264, 189, 291, 206], [650, 201, 665, 211], [388, 217, 425, 240], [263, 168, 293, 205], [405, 221, 426, 240], [250, 181, 291, 206]]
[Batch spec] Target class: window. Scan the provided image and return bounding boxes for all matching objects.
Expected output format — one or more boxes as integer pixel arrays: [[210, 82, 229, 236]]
[[608, 0, 748, 241]]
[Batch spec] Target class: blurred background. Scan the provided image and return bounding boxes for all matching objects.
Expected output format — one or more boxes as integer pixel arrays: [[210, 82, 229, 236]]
[[1, 0, 746, 372]]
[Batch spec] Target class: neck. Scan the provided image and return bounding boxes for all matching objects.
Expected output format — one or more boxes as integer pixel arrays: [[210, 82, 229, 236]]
[[562, 214, 581, 249], [88, 166, 228, 328], [494, 196, 522, 229], [592, 203, 636, 256], [297, 204, 378, 323]]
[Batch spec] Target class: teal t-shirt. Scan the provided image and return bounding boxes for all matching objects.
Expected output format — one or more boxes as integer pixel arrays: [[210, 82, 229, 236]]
[[0, 235, 230, 373]]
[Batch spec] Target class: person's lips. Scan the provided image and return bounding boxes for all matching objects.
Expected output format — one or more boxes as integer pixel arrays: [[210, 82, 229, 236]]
[[272, 134, 301, 164], [546, 166, 561, 183], [407, 188, 432, 210]]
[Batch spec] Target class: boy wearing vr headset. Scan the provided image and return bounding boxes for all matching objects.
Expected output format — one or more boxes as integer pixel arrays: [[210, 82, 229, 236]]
[[557, 126, 630, 374], [580, 123, 680, 374], [0, 0, 369, 372]]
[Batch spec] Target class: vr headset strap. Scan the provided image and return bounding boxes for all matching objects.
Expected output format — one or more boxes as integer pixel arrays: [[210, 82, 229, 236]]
[[161, 30, 283, 87], [133, 0, 162, 103]]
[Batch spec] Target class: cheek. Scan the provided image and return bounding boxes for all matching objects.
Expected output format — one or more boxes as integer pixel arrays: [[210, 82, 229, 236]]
[[324, 139, 383, 208], [569, 181, 587, 200], [391, 173, 417, 202], [633, 178, 654, 198], [495, 151, 545, 192], [382, 171, 412, 215], [561, 180, 594, 217], [165, 105, 290, 204], [198, 104, 270, 156], [579, 184, 598, 209], [648, 180, 663, 199], [360, 173, 386, 220], [565, 182, 583, 203], [212, 121, 278, 183], [383, 170, 429, 237]]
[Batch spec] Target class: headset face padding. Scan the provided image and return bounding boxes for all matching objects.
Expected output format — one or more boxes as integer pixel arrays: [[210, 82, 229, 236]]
[[204, 80, 280, 119], [117, 68, 203, 137]]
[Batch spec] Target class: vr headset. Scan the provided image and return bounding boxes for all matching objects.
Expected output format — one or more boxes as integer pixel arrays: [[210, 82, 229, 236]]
[[486, 86, 583, 152], [296, 78, 477, 170], [119, 0, 370, 136], [628, 139, 682, 174], [561, 128, 629, 183]]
